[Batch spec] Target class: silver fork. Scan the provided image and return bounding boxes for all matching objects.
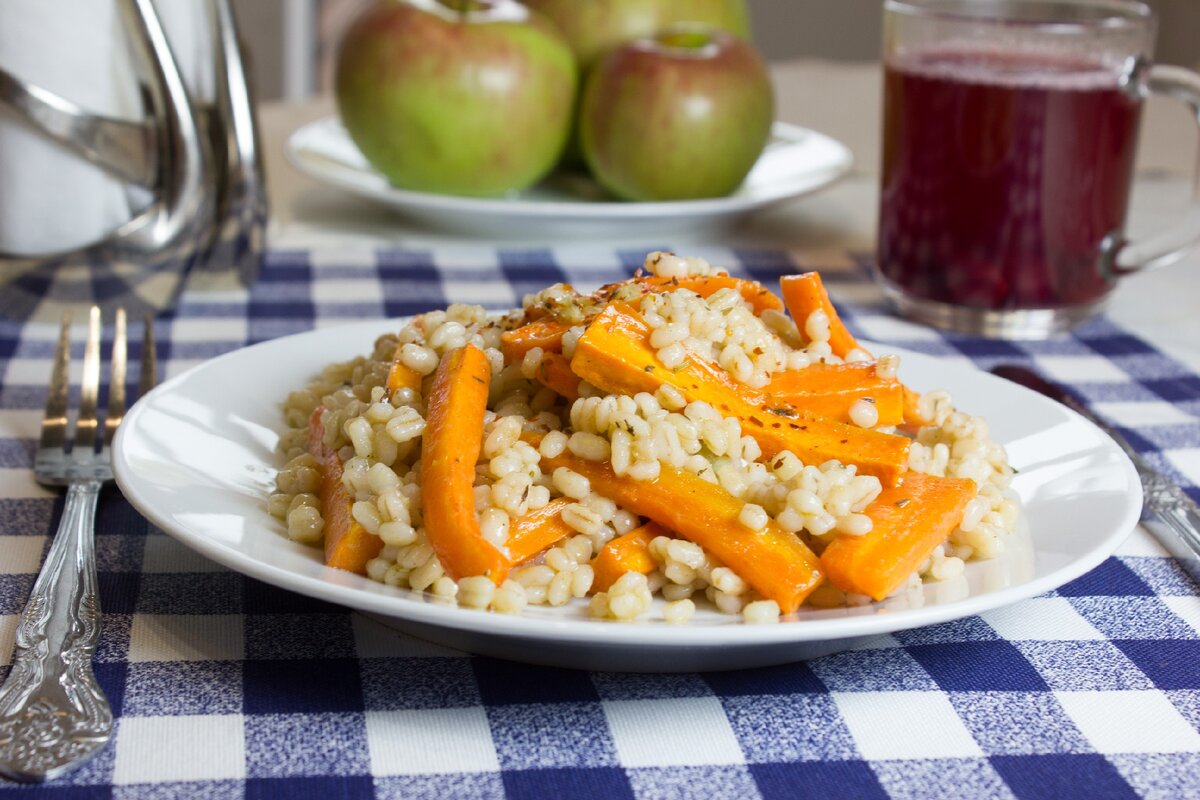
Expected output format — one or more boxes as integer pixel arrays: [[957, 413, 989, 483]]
[[0, 307, 156, 782]]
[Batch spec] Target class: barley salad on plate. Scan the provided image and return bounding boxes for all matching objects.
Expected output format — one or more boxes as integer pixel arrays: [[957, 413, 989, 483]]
[[268, 252, 1018, 625]]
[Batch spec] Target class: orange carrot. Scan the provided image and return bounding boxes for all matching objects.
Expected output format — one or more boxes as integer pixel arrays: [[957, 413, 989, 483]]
[[307, 408, 382, 573], [780, 272, 865, 358], [500, 318, 572, 360], [597, 274, 784, 315], [820, 471, 976, 601], [531, 351, 581, 401], [501, 275, 782, 363], [590, 522, 665, 593], [506, 498, 576, 564], [386, 343, 424, 396], [902, 385, 933, 428], [421, 345, 510, 583], [532, 438, 824, 613], [570, 304, 911, 486], [765, 362, 905, 426], [780, 273, 939, 429]]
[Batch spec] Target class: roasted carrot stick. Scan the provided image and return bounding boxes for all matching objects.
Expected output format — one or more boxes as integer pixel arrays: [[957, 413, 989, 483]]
[[765, 362, 905, 426], [307, 408, 382, 573], [503, 275, 781, 362], [532, 438, 824, 613], [902, 385, 933, 427], [532, 351, 581, 401], [780, 272, 864, 358], [590, 522, 664, 593], [570, 304, 911, 486], [506, 498, 576, 565], [421, 345, 510, 583], [780, 273, 939, 429], [820, 471, 976, 601], [386, 343, 424, 396], [500, 317, 572, 360]]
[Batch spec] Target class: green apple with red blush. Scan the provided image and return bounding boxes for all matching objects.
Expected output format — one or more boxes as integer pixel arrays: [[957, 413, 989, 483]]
[[521, 0, 751, 70], [578, 26, 774, 201], [334, 0, 576, 197], [522, 0, 752, 169]]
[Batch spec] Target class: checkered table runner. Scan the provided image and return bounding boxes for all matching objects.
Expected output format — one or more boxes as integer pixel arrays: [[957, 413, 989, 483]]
[[0, 245, 1197, 799]]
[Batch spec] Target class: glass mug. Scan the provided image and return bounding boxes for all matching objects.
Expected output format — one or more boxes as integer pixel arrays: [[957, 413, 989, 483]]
[[876, 0, 1200, 339]]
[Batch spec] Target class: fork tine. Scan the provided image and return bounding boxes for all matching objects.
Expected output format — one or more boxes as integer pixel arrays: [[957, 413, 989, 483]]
[[103, 309, 127, 448], [138, 314, 157, 396], [39, 312, 72, 454], [73, 306, 102, 454]]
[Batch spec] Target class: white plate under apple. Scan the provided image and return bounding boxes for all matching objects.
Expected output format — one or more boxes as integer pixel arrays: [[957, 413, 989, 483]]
[[111, 318, 1142, 671], [285, 118, 854, 238]]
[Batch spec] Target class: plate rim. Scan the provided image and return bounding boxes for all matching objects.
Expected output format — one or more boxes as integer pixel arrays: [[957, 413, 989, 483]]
[[113, 318, 1143, 648], [283, 117, 856, 223]]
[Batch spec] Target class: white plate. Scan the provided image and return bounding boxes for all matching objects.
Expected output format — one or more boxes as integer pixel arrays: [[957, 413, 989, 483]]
[[284, 117, 854, 237], [112, 321, 1142, 672]]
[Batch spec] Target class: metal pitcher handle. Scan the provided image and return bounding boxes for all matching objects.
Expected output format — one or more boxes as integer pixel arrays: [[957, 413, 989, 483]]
[[200, 0, 268, 286]]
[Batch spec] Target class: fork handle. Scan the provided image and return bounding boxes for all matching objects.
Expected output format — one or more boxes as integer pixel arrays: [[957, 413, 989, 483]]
[[0, 480, 112, 782]]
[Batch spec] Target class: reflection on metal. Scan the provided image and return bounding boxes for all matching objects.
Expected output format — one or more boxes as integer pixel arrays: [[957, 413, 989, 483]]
[[0, 0, 266, 321], [201, 0, 269, 288], [0, 68, 158, 190]]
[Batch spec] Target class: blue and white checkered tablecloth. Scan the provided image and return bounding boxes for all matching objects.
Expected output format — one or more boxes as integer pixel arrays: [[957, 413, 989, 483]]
[[1, 244, 1198, 799]]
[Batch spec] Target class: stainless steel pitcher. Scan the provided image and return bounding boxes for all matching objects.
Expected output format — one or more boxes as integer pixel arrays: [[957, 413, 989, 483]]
[[0, 0, 267, 321]]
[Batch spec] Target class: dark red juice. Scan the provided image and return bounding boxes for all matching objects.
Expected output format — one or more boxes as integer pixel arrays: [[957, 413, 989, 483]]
[[878, 48, 1143, 310]]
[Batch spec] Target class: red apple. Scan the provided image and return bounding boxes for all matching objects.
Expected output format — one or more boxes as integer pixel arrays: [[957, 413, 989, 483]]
[[578, 27, 774, 201], [334, 0, 576, 197], [522, 0, 752, 69]]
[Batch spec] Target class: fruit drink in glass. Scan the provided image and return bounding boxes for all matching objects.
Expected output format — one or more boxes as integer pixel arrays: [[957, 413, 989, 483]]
[[875, 0, 1200, 338]]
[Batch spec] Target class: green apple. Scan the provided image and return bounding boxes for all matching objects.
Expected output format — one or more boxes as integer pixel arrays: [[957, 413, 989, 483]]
[[522, 0, 752, 69], [334, 0, 577, 197], [578, 26, 774, 201], [523, 0, 751, 168]]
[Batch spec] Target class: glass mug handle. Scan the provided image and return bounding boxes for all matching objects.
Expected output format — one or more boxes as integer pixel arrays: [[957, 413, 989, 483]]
[[1114, 61, 1200, 273]]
